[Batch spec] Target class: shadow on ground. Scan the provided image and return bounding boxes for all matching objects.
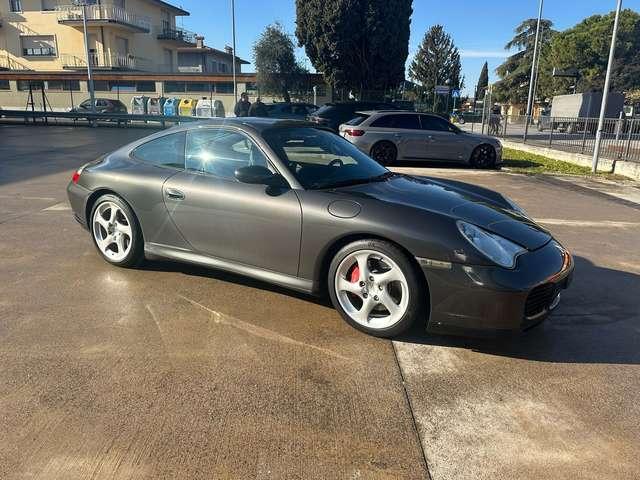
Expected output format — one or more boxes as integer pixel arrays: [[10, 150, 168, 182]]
[[398, 256, 640, 365]]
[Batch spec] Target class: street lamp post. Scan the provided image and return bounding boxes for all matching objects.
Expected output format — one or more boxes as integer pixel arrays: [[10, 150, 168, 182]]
[[523, 0, 544, 142], [592, 0, 623, 172], [78, 1, 96, 114], [231, 0, 237, 105]]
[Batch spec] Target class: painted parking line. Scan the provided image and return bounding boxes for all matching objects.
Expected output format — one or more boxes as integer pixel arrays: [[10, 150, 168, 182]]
[[536, 218, 640, 228], [43, 202, 71, 211]]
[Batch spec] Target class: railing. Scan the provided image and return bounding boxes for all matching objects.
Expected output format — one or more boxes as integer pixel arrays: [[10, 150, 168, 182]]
[[56, 4, 151, 32], [23, 47, 57, 57], [0, 109, 201, 127], [458, 114, 640, 163], [156, 25, 196, 44], [60, 52, 151, 71]]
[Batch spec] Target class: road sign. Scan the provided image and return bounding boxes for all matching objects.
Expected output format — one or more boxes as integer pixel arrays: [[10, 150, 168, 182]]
[[434, 85, 450, 95], [451, 89, 460, 98]]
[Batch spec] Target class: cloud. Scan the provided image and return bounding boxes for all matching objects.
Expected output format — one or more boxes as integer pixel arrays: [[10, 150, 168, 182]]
[[460, 50, 509, 58]]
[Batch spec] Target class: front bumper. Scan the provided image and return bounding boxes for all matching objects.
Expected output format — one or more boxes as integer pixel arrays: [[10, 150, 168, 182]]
[[419, 240, 573, 335]]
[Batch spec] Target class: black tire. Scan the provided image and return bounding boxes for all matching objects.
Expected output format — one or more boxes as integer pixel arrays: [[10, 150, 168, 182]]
[[470, 144, 497, 169], [328, 239, 424, 338], [370, 141, 397, 165], [89, 194, 144, 268]]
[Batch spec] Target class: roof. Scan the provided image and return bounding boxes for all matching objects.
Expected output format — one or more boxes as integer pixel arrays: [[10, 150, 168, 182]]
[[355, 110, 416, 115], [177, 46, 250, 65], [146, 0, 189, 16], [170, 117, 318, 133]]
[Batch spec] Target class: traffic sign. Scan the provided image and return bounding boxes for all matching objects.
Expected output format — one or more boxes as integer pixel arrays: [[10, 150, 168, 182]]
[[451, 89, 460, 98], [434, 85, 450, 95]]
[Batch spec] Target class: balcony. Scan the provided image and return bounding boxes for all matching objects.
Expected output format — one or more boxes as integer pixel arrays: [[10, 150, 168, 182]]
[[60, 53, 151, 71], [156, 25, 196, 45], [55, 5, 151, 33]]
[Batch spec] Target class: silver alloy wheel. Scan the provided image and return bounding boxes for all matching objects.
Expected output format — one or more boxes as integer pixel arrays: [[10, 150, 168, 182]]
[[92, 201, 133, 262], [334, 249, 409, 330]]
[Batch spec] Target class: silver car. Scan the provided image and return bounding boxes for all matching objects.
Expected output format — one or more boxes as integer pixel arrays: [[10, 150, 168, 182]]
[[339, 111, 502, 168]]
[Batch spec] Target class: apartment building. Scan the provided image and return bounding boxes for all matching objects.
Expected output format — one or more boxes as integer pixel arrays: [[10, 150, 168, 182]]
[[0, 0, 331, 113]]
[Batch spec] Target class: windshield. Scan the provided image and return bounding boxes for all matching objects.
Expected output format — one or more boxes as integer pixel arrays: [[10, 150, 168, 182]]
[[263, 127, 389, 190]]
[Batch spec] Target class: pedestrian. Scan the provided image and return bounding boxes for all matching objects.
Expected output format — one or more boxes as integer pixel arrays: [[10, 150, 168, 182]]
[[234, 92, 251, 117], [248, 96, 269, 117]]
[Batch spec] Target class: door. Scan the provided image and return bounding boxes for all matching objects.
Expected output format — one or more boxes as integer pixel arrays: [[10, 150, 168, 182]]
[[419, 115, 466, 161], [162, 127, 302, 276], [368, 114, 425, 159]]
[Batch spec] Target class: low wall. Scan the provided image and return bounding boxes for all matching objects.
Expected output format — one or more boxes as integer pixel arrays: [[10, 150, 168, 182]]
[[501, 140, 640, 181]]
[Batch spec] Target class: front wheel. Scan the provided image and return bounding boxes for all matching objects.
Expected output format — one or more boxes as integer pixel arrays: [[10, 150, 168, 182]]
[[328, 239, 424, 338], [470, 144, 497, 169], [90, 194, 144, 267]]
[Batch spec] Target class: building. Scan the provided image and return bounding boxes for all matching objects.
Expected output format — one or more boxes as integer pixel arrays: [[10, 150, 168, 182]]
[[0, 0, 331, 113]]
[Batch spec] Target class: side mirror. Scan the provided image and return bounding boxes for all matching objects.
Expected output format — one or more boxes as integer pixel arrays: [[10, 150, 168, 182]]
[[235, 165, 287, 187]]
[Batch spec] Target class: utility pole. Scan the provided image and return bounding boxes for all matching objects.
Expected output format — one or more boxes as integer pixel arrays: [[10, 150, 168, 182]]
[[592, 0, 623, 172], [79, 1, 96, 113], [231, 0, 237, 105], [523, 0, 544, 142]]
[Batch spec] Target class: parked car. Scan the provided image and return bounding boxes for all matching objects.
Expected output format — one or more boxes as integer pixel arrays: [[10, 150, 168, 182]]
[[265, 102, 318, 120], [70, 98, 128, 115], [339, 111, 503, 168], [67, 118, 573, 338], [308, 101, 401, 131]]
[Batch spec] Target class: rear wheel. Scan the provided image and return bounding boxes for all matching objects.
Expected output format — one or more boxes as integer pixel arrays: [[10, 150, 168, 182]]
[[470, 144, 497, 169], [90, 194, 144, 268], [328, 239, 424, 338], [370, 141, 397, 165]]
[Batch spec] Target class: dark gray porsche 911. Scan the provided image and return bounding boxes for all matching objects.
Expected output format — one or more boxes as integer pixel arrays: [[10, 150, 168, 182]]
[[67, 118, 573, 338]]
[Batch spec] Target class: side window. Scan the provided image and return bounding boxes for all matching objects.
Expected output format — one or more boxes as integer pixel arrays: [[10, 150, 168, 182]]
[[392, 114, 420, 130], [185, 129, 269, 180], [370, 115, 395, 128], [132, 132, 185, 169], [420, 115, 453, 132]]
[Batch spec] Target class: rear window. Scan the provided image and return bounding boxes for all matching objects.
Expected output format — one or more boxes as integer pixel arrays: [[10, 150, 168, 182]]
[[345, 115, 369, 126]]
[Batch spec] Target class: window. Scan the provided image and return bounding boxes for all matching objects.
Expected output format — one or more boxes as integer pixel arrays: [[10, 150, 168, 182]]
[[218, 62, 228, 73], [46, 80, 80, 91], [132, 132, 186, 169], [263, 127, 387, 190], [420, 115, 458, 133], [185, 82, 211, 93], [185, 129, 269, 180], [0, 81, 10, 90], [17, 80, 44, 91], [215, 82, 233, 94], [10, 0, 22, 12], [371, 114, 420, 129], [136, 81, 156, 92], [41, 0, 58, 11], [164, 81, 186, 93], [21, 36, 57, 57]]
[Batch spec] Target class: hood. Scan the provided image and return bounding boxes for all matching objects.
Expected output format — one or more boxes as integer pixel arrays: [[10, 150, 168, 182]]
[[338, 174, 550, 250]]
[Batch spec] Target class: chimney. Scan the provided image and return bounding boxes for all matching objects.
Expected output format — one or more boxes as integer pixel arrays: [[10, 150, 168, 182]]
[[195, 35, 204, 49], [224, 45, 233, 55]]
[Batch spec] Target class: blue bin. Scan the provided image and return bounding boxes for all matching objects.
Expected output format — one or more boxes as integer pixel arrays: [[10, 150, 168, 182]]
[[163, 98, 180, 116]]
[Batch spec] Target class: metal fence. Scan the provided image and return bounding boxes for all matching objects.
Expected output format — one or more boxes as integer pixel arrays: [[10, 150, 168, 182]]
[[456, 114, 640, 163]]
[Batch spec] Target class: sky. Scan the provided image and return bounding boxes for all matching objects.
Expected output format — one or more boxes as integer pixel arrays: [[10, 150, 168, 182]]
[[174, 0, 640, 96]]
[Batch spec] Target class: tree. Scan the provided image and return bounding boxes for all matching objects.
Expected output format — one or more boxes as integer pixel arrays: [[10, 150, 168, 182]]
[[493, 18, 556, 105], [253, 23, 307, 102], [295, 0, 413, 98], [475, 62, 489, 100], [545, 9, 640, 94], [408, 25, 463, 112]]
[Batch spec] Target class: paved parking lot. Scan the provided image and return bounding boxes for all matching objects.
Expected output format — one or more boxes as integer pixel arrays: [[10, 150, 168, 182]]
[[1, 124, 639, 479]]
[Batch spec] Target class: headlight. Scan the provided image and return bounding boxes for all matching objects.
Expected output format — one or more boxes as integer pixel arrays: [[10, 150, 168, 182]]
[[457, 221, 526, 269]]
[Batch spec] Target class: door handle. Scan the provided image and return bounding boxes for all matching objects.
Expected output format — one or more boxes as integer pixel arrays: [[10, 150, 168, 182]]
[[394, 133, 402, 139], [165, 188, 185, 200]]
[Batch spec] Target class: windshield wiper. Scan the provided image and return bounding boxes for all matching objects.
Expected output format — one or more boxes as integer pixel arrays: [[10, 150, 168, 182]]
[[308, 171, 395, 190]]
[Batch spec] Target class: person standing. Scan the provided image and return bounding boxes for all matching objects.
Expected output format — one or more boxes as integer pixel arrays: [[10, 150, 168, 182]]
[[234, 92, 251, 117], [248, 96, 269, 117]]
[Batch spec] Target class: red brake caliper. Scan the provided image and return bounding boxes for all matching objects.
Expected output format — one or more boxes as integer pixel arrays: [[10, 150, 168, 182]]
[[349, 264, 360, 283]]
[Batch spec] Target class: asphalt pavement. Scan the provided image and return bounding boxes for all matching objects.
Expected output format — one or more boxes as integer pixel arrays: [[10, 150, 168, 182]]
[[1, 124, 639, 479]]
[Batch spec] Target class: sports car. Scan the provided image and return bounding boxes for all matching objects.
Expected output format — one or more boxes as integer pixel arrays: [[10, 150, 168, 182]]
[[67, 118, 573, 337]]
